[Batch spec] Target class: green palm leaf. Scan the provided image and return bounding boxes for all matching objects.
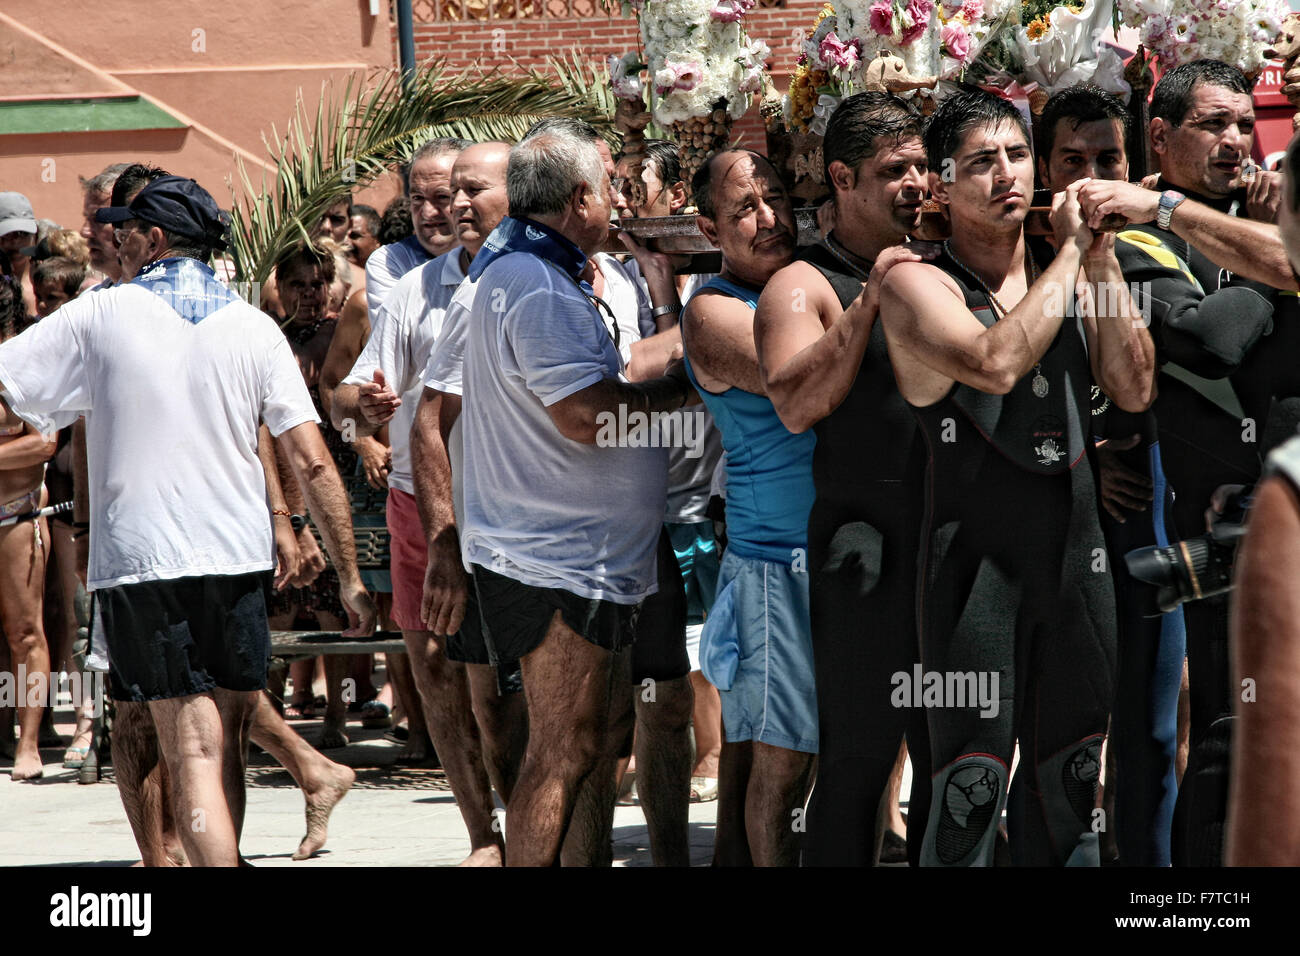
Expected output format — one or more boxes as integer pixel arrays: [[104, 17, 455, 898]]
[[227, 59, 612, 282]]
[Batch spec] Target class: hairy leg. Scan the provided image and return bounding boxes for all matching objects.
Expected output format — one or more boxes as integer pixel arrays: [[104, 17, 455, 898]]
[[248, 691, 355, 860], [467, 663, 528, 805], [385, 651, 431, 759], [508, 612, 614, 867], [318, 613, 350, 749], [562, 651, 631, 867], [713, 739, 753, 866], [745, 741, 815, 867], [689, 671, 721, 778], [112, 700, 184, 866], [404, 628, 502, 865], [148, 692, 239, 867], [634, 674, 693, 866], [212, 689, 258, 843]]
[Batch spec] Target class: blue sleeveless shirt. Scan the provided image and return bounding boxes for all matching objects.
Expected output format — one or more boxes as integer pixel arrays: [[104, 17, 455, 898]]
[[682, 276, 816, 563]]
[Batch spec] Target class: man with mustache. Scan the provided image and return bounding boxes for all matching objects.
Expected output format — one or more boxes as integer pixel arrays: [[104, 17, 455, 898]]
[[365, 138, 470, 320], [332, 141, 513, 866], [879, 89, 1155, 865], [1074, 60, 1300, 864], [0, 176, 376, 865], [754, 91, 936, 866], [680, 148, 813, 866]]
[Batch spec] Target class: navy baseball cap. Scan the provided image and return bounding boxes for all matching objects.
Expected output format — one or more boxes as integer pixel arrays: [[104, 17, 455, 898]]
[[96, 175, 229, 251]]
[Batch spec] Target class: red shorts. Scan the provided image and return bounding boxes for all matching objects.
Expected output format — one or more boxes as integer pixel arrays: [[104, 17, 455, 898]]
[[385, 486, 428, 632]]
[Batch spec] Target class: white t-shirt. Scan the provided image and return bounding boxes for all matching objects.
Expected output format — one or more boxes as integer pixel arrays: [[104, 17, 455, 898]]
[[364, 236, 433, 320], [460, 252, 668, 603], [0, 259, 318, 590], [343, 247, 465, 496]]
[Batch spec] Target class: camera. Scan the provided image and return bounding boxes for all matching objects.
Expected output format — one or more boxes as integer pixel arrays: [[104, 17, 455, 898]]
[[1124, 488, 1253, 613]]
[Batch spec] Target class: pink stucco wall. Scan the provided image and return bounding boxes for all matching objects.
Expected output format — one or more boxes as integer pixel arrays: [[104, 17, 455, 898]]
[[0, 0, 399, 234]]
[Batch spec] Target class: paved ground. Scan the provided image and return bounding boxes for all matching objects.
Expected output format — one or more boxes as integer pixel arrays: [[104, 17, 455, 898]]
[[0, 703, 722, 867]]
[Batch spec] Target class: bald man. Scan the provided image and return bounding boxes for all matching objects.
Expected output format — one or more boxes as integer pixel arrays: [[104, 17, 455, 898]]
[[332, 142, 513, 865]]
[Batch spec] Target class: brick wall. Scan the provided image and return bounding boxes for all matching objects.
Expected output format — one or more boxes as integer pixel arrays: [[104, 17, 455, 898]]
[[410, 1, 826, 152]]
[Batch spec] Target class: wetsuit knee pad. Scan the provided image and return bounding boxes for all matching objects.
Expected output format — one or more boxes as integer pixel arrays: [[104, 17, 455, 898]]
[[1037, 733, 1105, 866], [922, 754, 1008, 866]]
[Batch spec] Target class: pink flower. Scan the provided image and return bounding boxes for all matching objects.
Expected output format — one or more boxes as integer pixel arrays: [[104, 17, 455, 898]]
[[869, 0, 896, 37], [818, 32, 862, 70], [902, 0, 935, 44], [654, 61, 703, 95], [959, 0, 983, 22], [943, 22, 971, 61], [711, 0, 755, 23]]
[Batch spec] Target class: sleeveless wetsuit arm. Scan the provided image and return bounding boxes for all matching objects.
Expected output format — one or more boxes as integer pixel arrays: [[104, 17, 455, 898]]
[[756, 261, 872, 434], [880, 245, 1083, 396]]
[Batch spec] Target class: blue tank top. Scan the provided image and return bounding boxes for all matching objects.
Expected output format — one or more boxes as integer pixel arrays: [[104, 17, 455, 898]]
[[682, 276, 816, 563]]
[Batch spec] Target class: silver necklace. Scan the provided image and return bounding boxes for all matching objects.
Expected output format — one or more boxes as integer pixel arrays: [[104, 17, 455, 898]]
[[821, 233, 873, 282], [943, 240, 1049, 399]]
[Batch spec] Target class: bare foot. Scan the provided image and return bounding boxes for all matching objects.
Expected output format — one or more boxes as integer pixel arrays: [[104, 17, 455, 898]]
[[457, 845, 504, 867], [396, 729, 437, 765], [294, 764, 356, 860], [319, 718, 349, 751], [12, 749, 43, 781]]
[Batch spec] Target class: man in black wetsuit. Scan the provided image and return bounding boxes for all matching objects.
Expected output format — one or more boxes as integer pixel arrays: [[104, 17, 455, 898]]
[[879, 89, 1156, 866], [1038, 84, 1186, 867], [755, 91, 937, 866], [1075, 59, 1300, 864]]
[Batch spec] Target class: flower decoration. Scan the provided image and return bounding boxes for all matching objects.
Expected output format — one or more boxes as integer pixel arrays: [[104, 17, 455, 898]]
[[1016, 0, 1130, 96], [1116, 0, 1288, 73], [639, 0, 769, 125], [608, 52, 647, 101], [711, 0, 756, 22], [819, 31, 864, 69]]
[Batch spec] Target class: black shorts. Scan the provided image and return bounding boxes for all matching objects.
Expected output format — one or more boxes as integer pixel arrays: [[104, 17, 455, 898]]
[[446, 568, 523, 694], [628, 528, 689, 683], [98, 571, 273, 702], [470, 563, 641, 666]]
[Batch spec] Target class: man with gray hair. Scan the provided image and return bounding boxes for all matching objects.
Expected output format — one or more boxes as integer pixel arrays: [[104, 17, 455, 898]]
[[365, 137, 472, 318], [455, 123, 696, 865], [79, 162, 132, 284]]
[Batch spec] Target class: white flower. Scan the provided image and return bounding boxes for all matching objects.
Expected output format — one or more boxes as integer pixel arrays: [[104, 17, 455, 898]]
[[1139, 14, 1169, 48], [1169, 14, 1196, 43]]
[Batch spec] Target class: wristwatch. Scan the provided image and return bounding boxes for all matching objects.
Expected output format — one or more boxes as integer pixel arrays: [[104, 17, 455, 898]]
[[651, 302, 681, 319], [1156, 189, 1186, 231]]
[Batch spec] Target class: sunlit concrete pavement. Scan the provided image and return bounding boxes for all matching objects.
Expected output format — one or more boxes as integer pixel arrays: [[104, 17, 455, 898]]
[[0, 706, 720, 867]]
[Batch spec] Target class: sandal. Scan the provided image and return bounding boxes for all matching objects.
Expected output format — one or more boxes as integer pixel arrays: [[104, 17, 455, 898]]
[[384, 724, 410, 744], [284, 697, 317, 720], [689, 775, 719, 803], [63, 746, 91, 769]]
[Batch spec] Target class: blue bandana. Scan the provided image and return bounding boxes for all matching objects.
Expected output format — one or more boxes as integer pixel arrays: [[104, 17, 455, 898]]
[[130, 256, 240, 324], [468, 216, 593, 295]]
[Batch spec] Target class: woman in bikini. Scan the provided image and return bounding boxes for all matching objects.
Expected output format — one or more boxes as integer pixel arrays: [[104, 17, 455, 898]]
[[0, 269, 56, 780]]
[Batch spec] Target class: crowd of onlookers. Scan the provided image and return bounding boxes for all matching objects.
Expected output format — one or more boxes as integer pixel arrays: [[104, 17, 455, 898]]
[[5, 55, 1300, 867]]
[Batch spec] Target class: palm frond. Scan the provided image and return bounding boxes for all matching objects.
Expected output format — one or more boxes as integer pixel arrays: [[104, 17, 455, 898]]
[[227, 59, 612, 282]]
